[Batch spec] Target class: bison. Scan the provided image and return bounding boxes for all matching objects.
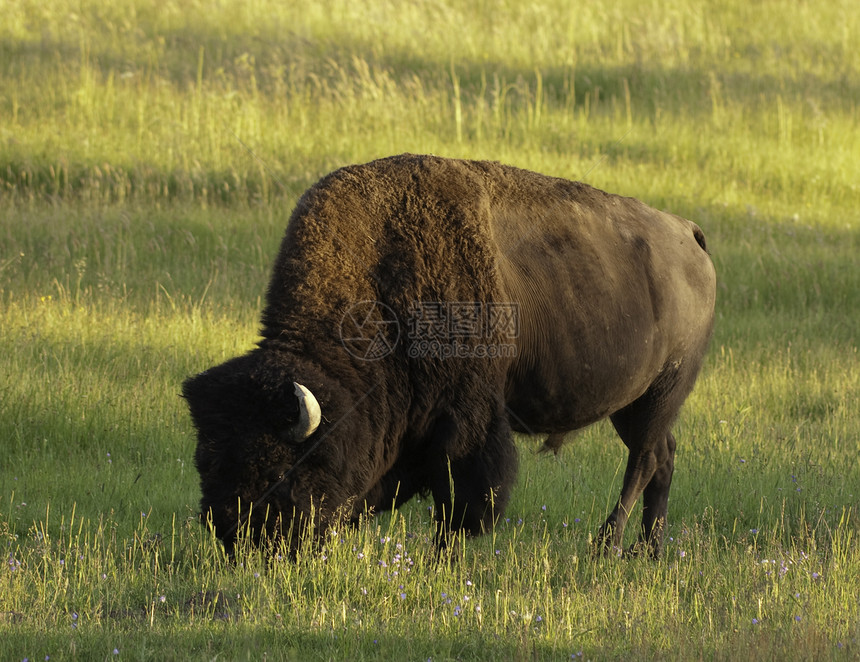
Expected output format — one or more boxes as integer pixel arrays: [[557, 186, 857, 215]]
[[182, 154, 716, 558]]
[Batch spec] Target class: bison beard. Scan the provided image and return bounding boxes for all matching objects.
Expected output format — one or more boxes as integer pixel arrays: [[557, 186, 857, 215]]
[[183, 154, 716, 559]]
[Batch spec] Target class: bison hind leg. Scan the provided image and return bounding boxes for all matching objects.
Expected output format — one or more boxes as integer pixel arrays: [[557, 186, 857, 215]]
[[598, 363, 701, 558]]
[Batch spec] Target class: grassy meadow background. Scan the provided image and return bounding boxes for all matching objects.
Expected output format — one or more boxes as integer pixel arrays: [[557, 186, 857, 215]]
[[1, 0, 858, 659]]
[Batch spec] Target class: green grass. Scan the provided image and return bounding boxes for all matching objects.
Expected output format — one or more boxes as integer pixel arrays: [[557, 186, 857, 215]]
[[1, 0, 859, 659]]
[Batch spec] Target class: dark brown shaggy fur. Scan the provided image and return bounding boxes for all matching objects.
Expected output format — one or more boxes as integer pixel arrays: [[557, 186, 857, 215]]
[[183, 154, 716, 557]]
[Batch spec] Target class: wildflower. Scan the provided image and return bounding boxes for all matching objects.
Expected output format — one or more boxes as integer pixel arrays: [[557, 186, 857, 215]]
[[812, 572, 820, 579], [399, 592, 406, 600], [574, 518, 581, 523], [541, 505, 547, 511], [159, 595, 166, 602], [752, 618, 759, 625], [453, 606, 461, 617], [113, 649, 119, 655], [795, 615, 802, 622]]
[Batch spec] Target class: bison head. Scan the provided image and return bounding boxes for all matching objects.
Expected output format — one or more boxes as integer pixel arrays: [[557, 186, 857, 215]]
[[182, 351, 352, 556]]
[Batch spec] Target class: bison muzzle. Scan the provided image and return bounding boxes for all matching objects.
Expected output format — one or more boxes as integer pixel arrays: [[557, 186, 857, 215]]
[[183, 154, 716, 558]]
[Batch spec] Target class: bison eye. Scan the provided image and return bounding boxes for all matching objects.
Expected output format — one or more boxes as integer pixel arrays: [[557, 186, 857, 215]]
[[268, 470, 285, 484]]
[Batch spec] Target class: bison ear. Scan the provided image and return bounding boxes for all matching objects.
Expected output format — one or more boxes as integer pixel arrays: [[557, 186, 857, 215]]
[[289, 382, 321, 441]]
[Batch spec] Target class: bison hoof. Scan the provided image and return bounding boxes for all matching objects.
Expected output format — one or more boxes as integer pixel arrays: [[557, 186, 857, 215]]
[[625, 541, 662, 560]]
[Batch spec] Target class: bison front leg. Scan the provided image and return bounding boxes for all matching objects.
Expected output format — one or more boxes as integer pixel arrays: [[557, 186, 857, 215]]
[[429, 411, 518, 550]]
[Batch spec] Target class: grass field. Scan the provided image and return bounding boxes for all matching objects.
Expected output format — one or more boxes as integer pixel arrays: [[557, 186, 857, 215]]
[[1, 0, 859, 659]]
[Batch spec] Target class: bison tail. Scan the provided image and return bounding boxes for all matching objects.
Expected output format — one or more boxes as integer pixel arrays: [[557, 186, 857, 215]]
[[691, 222, 708, 254]]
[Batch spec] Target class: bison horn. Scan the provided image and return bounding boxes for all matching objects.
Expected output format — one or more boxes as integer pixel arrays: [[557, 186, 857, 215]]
[[293, 382, 321, 440]]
